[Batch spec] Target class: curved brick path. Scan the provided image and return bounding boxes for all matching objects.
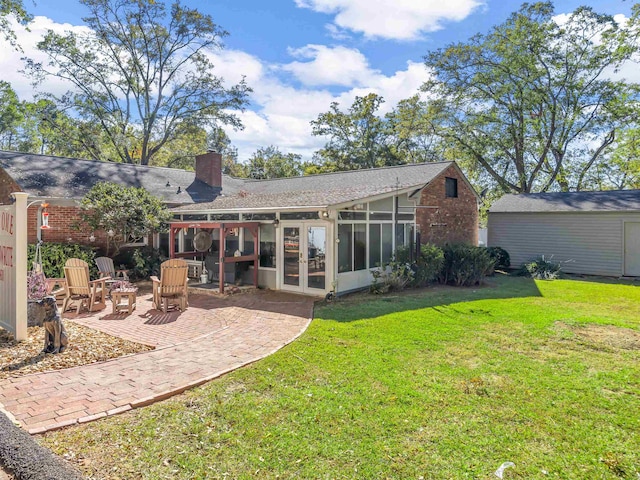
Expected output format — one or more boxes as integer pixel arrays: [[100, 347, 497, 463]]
[[0, 291, 315, 435]]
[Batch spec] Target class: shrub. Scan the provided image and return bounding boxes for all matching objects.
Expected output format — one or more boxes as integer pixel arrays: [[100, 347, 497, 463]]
[[520, 256, 562, 280], [130, 246, 167, 279], [414, 244, 445, 286], [370, 259, 415, 294], [486, 246, 510, 270], [440, 244, 496, 286], [27, 243, 97, 278]]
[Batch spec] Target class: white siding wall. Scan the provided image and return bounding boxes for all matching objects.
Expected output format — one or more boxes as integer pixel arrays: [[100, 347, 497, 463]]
[[488, 212, 640, 276]]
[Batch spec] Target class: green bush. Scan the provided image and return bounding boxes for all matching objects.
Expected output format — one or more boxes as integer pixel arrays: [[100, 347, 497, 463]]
[[520, 256, 562, 280], [129, 246, 168, 280], [370, 259, 414, 294], [486, 246, 511, 270], [414, 244, 445, 286], [439, 244, 496, 286], [27, 243, 98, 278]]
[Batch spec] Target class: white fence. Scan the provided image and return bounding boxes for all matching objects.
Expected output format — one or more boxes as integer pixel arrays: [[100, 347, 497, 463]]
[[0, 192, 27, 341]]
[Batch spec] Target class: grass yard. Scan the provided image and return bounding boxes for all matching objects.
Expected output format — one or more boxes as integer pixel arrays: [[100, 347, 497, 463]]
[[40, 275, 640, 479]]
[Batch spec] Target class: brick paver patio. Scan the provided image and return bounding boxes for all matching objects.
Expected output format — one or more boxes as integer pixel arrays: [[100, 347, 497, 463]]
[[0, 291, 315, 434]]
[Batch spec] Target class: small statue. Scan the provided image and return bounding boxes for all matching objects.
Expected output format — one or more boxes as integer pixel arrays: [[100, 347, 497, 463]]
[[40, 296, 68, 354]]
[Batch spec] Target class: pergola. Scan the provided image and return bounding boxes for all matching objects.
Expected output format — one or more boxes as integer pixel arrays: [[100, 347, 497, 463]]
[[169, 221, 260, 294]]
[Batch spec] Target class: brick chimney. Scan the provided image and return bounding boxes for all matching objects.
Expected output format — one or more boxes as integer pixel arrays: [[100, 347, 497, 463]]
[[195, 151, 222, 188]]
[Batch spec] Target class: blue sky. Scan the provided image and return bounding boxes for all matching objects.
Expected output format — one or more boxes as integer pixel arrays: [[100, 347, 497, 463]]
[[2, 0, 634, 162]]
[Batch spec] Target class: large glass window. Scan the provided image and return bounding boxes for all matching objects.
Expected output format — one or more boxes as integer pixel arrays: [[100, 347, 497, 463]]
[[382, 224, 393, 263], [354, 224, 366, 271], [242, 228, 255, 255], [259, 224, 276, 268], [369, 224, 381, 268], [369, 223, 393, 267], [338, 224, 352, 273]]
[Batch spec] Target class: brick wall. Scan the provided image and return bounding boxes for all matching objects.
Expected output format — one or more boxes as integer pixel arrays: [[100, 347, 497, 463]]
[[416, 164, 478, 246], [28, 205, 110, 251], [27, 204, 157, 253]]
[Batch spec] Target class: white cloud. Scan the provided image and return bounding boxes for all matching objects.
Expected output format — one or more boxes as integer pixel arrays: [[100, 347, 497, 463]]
[[295, 0, 483, 40], [224, 53, 432, 161], [282, 45, 377, 87], [0, 15, 433, 164], [0, 16, 90, 99]]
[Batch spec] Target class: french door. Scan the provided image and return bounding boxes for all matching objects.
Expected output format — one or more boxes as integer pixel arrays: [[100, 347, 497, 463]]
[[281, 223, 327, 294]]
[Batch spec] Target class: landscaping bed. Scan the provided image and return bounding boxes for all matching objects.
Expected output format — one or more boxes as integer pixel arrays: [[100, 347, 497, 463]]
[[0, 322, 153, 380]]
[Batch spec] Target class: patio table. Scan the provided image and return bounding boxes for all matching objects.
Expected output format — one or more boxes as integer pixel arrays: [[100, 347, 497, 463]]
[[111, 289, 137, 315]]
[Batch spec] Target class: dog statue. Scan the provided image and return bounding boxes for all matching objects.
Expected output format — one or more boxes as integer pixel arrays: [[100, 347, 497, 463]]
[[40, 296, 68, 354]]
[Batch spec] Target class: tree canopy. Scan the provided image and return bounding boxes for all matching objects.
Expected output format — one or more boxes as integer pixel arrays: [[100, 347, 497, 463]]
[[28, 0, 250, 166], [79, 182, 172, 257], [246, 146, 303, 179], [422, 2, 639, 193], [0, 0, 31, 48]]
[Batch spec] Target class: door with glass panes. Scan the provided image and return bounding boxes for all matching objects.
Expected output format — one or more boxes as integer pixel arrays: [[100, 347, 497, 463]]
[[281, 223, 327, 294]]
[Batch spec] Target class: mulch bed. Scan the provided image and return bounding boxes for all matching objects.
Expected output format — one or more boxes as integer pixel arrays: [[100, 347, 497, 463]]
[[0, 322, 153, 381]]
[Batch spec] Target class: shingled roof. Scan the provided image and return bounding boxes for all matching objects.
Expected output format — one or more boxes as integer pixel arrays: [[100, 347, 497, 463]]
[[0, 150, 458, 210], [174, 161, 455, 211], [490, 190, 640, 213], [0, 150, 245, 205]]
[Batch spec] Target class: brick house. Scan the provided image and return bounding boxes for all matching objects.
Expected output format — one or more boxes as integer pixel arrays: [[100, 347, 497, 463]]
[[0, 150, 478, 295]]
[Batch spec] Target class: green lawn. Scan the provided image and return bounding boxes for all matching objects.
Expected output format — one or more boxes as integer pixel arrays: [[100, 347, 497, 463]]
[[41, 275, 640, 479]]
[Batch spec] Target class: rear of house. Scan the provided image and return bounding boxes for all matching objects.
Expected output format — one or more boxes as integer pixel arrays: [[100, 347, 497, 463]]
[[488, 190, 640, 277]]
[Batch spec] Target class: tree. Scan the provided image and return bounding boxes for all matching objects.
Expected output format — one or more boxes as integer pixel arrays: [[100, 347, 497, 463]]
[[0, 81, 23, 149], [385, 95, 445, 164], [311, 93, 399, 170], [581, 127, 640, 190], [208, 127, 248, 177], [0, 0, 31, 48], [29, 0, 250, 166], [422, 2, 638, 193], [79, 182, 172, 257], [246, 146, 302, 179]]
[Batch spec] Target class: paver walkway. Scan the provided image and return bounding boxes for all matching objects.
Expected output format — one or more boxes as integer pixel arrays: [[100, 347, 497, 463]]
[[0, 291, 315, 434]]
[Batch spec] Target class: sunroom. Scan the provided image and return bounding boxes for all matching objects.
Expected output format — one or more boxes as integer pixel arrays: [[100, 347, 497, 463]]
[[163, 191, 418, 297]]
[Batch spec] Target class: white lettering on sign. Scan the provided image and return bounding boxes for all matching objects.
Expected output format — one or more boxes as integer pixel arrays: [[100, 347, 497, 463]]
[[1, 212, 14, 235], [0, 245, 13, 267]]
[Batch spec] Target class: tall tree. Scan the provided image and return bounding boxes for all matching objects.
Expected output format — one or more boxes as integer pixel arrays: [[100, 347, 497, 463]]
[[422, 2, 638, 193], [0, 0, 31, 48], [0, 81, 23, 149], [208, 127, 247, 177], [311, 93, 399, 170], [246, 146, 302, 179], [386, 95, 445, 164], [29, 0, 250, 165]]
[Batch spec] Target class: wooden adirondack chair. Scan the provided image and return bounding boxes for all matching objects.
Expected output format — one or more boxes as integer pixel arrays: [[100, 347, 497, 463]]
[[61, 258, 108, 314], [95, 257, 129, 281], [151, 259, 189, 313]]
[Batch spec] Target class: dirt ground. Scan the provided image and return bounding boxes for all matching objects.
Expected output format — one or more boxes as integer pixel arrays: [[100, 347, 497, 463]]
[[557, 321, 640, 350]]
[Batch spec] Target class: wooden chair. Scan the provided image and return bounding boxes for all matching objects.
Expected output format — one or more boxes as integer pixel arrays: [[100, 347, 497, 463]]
[[32, 261, 67, 305], [151, 259, 189, 313], [95, 256, 129, 281], [61, 258, 108, 314]]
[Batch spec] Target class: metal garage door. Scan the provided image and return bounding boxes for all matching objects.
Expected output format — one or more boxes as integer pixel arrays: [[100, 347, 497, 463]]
[[624, 222, 640, 276]]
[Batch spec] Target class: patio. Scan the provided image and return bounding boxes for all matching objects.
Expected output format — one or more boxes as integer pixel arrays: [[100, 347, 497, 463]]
[[0, 290, 315, 434]]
